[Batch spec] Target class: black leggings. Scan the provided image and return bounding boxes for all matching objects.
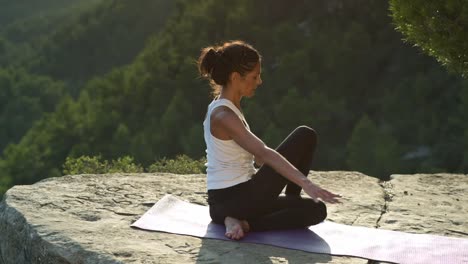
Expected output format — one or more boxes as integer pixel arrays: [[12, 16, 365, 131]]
[[207, 126, 327, 232]]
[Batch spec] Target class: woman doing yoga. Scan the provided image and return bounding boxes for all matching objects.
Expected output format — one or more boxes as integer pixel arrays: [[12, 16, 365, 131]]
[[199, 40, 342, 240]]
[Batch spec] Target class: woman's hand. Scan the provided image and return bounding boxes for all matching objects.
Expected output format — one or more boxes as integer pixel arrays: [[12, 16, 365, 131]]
[[303, 182, 342, 204]]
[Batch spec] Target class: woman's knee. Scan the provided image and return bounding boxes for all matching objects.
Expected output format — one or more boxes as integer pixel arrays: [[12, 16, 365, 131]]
[[317, 201, 327, 221], [294, 125, 318, 146], [304, 200, 327, 225]]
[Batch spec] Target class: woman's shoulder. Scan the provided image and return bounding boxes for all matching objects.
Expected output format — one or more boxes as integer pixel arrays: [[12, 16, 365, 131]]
[[211, 105, 237, 123], [214, 99, 244, 116]]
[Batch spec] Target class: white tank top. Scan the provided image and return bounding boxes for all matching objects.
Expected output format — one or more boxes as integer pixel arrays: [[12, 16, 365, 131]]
[[203, 97, 257, 190]]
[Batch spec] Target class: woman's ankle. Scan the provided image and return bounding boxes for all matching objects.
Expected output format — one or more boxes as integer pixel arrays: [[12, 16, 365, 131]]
[[241, 220, 250, 232]]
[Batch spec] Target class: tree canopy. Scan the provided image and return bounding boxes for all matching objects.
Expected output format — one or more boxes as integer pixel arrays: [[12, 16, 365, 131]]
[[390, 0, 468, 77]]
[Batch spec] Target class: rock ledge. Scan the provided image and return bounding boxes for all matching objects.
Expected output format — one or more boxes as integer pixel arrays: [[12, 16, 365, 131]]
[[0, 172, 466, 263]]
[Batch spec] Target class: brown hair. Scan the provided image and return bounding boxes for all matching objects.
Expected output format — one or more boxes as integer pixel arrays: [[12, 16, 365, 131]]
[[198, 40, 261, 98]]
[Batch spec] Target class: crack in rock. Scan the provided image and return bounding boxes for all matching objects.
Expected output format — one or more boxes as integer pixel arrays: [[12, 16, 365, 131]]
[[375, 181, 394, 229], [96, 207, 139, 216], [350, 214, 360, 225], [447, 229, 468, 237]]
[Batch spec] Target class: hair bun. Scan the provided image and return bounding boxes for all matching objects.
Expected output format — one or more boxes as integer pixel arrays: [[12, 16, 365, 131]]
[[205, 48, 219, 73]]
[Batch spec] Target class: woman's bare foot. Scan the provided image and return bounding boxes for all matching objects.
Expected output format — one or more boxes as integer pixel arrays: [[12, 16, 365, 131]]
[[224, 216, 250, 240]]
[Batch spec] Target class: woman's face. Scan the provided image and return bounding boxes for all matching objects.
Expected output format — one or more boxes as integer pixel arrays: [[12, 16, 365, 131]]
[[239, 62, 262, 98]]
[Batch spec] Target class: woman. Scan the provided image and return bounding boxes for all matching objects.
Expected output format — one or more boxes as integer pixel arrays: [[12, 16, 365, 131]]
[[199, 40, 342, 240]]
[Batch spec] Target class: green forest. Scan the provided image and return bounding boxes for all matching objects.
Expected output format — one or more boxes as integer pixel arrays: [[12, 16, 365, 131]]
[[1, 0, 467, 196]]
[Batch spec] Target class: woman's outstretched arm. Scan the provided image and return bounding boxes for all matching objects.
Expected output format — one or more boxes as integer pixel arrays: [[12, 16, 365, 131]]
[[211, 108, 342, 204]]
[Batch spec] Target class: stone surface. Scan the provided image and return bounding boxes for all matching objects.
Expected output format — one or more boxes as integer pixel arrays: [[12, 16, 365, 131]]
[[379, 173, 468, 237], [0, 171, 465, 263], [310, 171, 385, 228]]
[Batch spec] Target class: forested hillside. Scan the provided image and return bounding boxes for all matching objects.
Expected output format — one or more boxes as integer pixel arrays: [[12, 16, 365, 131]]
[[0, 0, 101, 69], [0, 0, 174, 156], [1, 0, 175, 91], [0, 0, 101, 154], [0, 0, 100, 28], [0, 0, 102, 65], [1, 0, 467, 196]]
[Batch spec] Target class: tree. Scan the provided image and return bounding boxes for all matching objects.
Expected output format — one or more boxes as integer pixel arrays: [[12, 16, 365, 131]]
[[390, 0, 468, 77], [0, 68, 65, 153], [346, 115, 401, 180]]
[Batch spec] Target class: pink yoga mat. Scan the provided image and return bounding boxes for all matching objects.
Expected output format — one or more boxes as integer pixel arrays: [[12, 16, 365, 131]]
[[131, 195, 468, 264]]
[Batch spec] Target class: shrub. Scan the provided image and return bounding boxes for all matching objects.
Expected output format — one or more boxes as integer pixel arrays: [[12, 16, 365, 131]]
[[107, 156, 144, 173], [63, 154, 204, 175], [148, 154, 206, 174], [63, 155, 143, 175], [62, 155, 108, 175]]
